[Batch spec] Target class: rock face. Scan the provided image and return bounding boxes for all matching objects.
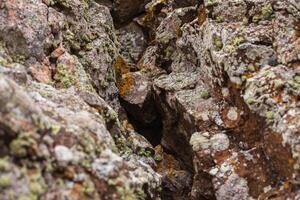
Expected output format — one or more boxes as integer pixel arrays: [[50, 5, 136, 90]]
[[1, 0, 300, 199], [0, 0, 161, 199]]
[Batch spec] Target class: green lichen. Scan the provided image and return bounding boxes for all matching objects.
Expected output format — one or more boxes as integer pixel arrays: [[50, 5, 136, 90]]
[[294, 75, 300, 84], [0, 158, 10, 171], [213, 35, 223, 50], [82, 33, 92, 43], [242, 17, 249, 25], [117, 186, 137, 200], [79, 134, 103, 154], [0, 56, 7, 66], [14, 54, 26, 64], [252, 15, 260, 23], [54, 63, 78, 88], [247, 64, 256, 72], [252, 3, 273, 24], [204, 0, 218, 7], [85, 43, 94, 51], [274, 79, 285, 89], [216, 16, 224, 23], [39, 91, 50, 98], [176, 76, 184, 82], [79, 134, 96, 154], [45, 161, 54, 173], [64, 30, 75, 40], [138, 148, 152, 157], [0, 175, 12, 188], [18, 194, 37, 200], [200, 90, 211, 99], [288, 80, 300, 90], [29, 182, 44, 195], [10, 132, 36, 157], [246, 97, 254, 105], [135, 188, 146, 200], [114, 135, 133, 155], [124, 148, 134, 156], [78, 50, 85, 57], [80, 157, 92, 169], [50, 124, 61, 134], [70, 41, 81, 51], [262, 70, 270, 77], [287, 5, 297, 14], [265, 111, 275, 121], [84, 179, 95, 196], [261, 3, 273, 19], [233, 36, 245, 46], [154, 155, 163, 162], [105, 110, 118, 122]]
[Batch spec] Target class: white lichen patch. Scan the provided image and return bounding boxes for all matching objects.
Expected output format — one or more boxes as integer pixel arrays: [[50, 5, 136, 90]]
[[190, 132, 230, 152], [92, 149, 123, 179], [190, 132, 210, 151], [209, 167, 219, 176], [221, 87, 230, 97], [227, 107, 239, 121], [54, 145, 73, 163], [210, 133, 230, 151], [216, 173, 249, 200]]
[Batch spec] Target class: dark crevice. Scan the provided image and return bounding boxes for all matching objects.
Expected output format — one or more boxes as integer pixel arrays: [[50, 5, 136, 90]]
[[0, 125, 16, 157], [122, 104, 163, 147], [113, 10, 147, 29]]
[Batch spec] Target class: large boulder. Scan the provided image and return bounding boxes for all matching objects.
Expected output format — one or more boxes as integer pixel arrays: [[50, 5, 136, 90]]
[[0, 73, 162, 199]]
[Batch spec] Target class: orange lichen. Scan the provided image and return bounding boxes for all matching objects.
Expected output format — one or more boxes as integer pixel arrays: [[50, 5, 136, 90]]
[[155, 145, 181, 178], [288, 158, 294, 166], [114, 56, 135, 97], [283, 181, 290, 190], [118, 73, 135, 97], [71, 183, 84, 200], [114, 56, 130, 77], [122, 119, 134, 131], [197, 4, 207, 26]]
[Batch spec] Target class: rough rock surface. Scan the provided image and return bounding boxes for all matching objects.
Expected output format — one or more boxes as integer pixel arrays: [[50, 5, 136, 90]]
[[1, 0, 300, 199]]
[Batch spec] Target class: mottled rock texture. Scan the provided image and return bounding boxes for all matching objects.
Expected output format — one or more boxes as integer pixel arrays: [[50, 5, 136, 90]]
[[1, 0, 300, 199]]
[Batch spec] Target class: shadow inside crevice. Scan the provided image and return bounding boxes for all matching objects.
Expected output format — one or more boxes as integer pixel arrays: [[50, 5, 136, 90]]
[[125, 109, 163, 147]]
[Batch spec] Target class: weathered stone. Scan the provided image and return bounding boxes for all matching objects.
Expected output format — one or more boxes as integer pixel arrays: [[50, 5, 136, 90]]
[[1, 0, 300, 199], [0, 74, 162, 199], [0, 0, 50, 61], [117, 22, 147, 70], [128, 0, 300, 198]]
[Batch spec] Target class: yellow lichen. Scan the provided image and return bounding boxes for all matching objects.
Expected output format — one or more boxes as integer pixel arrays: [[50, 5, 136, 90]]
[[198, 4, 207, 26], [114, 56, 135, 97], [118, 73, 135, 97], [114, 56, 130, 77]]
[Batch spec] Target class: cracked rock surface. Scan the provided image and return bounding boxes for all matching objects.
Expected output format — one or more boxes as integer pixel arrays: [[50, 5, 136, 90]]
[[1, 0, 300, 199]]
